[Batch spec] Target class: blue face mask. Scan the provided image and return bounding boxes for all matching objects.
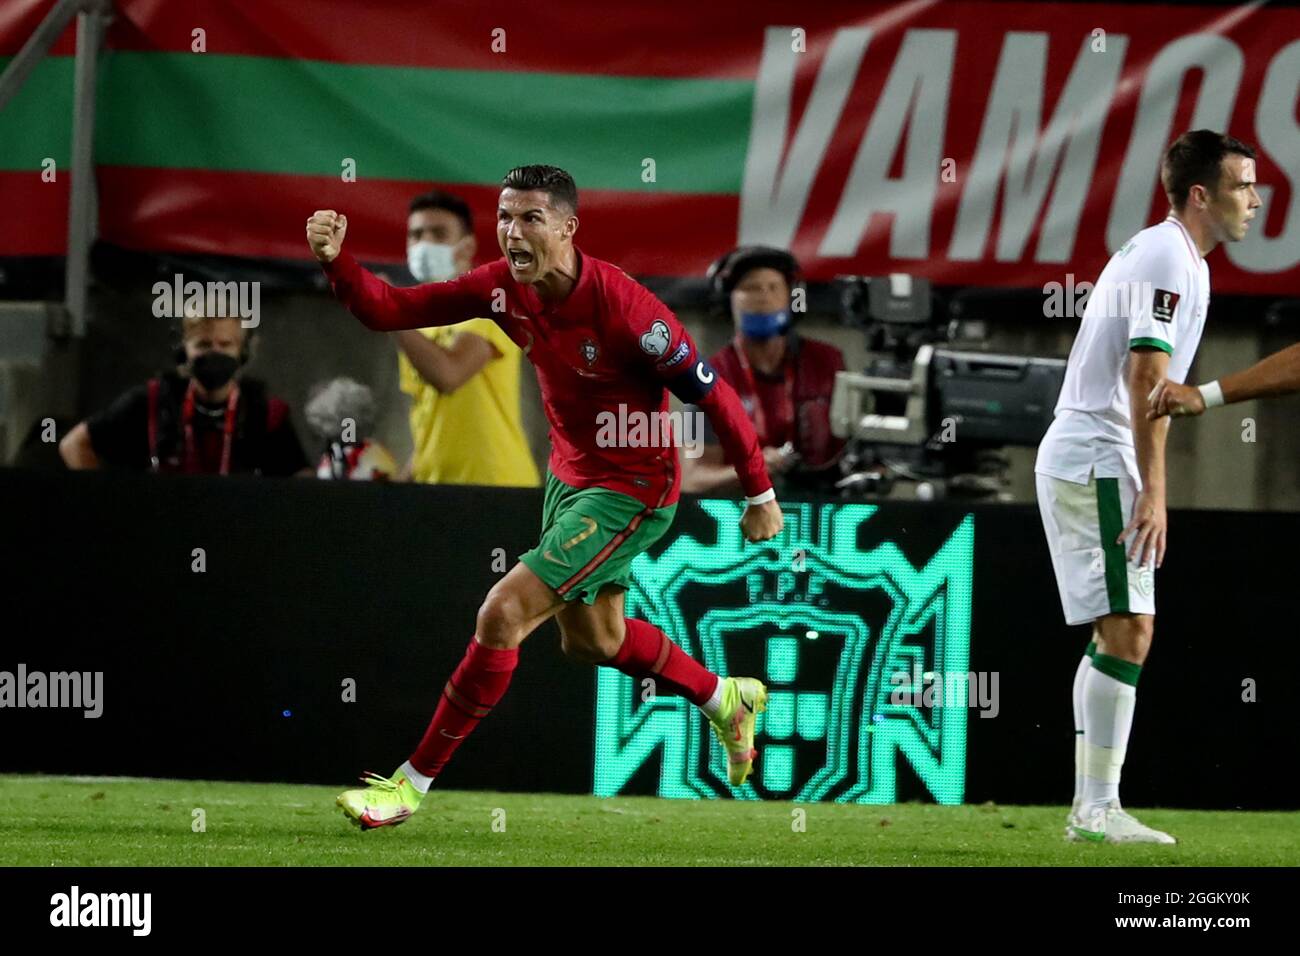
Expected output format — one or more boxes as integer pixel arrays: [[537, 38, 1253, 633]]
[[739, 309, 790, 340]]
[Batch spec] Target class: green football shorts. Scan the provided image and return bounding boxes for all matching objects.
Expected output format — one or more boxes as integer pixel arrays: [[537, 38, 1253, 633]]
[[519, 472, 677, 605]]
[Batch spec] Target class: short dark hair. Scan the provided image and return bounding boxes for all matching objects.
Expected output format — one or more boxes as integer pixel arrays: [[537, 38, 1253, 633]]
[[708, 246, 801, 300], [407, 189, 473, 237], [501, 165, 578, 214], [1161, 130, 1256, 210]]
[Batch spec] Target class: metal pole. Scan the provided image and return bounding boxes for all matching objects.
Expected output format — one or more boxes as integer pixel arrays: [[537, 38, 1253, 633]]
[[0, 0, 82, 114], [64, 0, 113, 338]]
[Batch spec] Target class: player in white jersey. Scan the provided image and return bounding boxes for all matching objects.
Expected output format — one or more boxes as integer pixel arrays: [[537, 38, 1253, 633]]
[[1035, 130, 1260, 844]]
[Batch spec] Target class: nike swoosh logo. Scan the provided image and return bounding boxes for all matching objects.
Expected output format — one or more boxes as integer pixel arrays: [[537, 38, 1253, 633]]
[[542, 549, 571, 567], [359, 806, 413, 828], [561, 516, 599, 551], [439, 729, 466, 740], [741, 696, 754, 714]]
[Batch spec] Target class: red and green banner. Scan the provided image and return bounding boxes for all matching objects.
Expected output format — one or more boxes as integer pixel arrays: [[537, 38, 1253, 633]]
[[2, 0, 1297, 292]]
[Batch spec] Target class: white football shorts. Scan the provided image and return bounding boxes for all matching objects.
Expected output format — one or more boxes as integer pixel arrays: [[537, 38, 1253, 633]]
[[1035, 471, 1156, 626]]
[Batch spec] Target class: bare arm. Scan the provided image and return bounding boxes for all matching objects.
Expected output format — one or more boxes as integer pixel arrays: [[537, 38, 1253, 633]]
[[681, 442, 742, 494], [395, 330, 499, 395], [682, 442, 798, 495], [1148, 341, 1300, 418], [1221, 341, 1300, 403], [1122, 348, 1170, 568], [58, 422, 100, 470]]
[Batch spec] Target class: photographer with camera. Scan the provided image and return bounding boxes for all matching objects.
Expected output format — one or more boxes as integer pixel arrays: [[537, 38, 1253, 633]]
[[681, 247, 845, 495]]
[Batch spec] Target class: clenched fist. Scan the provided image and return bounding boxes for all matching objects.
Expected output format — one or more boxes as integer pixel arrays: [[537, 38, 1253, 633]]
[[306, 210, 348, 263], [1147, 379, 1205, 419], [740, 499, 784, 543]]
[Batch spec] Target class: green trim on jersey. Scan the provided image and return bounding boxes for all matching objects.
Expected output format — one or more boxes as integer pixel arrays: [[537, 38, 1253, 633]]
[[519, 472, 677, 606], [1129, 337, 1173, 355], [1095, 478, 1130, 614]]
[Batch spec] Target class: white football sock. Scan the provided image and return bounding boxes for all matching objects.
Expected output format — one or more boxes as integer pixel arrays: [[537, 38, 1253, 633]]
[[1071, 652, 1091, 809], [700, 677, 725, 719], [399, 760, 434, 794], [1081, 665, 1137, 813]]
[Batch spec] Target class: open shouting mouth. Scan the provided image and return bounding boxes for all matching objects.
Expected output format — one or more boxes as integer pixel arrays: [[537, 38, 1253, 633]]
[[508, 248, 535, 269]]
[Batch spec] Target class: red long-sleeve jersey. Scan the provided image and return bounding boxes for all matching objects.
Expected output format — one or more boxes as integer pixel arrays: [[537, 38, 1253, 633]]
[[323, 248, 771, 509]]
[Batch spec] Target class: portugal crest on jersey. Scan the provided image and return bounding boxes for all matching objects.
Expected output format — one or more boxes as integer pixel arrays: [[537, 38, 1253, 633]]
[[580, 338, 599, 367]]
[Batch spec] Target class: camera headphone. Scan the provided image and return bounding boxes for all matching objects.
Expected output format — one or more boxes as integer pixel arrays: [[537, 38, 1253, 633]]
[[171, 315, 255, 367], [705, 245, 804, 324]]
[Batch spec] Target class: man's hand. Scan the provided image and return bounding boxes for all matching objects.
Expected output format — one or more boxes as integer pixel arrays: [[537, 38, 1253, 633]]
[[1117, 489, 1167, 569], [58, 421, 100, 470], [740, 499, 783, 543], [1147, 379, 1206, 419], [306, 209, 348, 263]]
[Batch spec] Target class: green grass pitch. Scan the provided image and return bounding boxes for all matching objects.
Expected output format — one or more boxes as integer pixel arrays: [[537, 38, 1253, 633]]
[[2, 775, 1296, 866]]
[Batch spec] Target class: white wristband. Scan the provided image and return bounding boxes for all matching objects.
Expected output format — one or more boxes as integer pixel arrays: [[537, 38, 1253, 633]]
[[1198, 380, 1225, 409], [745, 488, 776, 506]]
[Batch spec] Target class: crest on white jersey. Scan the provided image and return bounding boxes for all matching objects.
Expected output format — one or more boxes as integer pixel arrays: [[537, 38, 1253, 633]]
[[1151, 289, 1179, 323]]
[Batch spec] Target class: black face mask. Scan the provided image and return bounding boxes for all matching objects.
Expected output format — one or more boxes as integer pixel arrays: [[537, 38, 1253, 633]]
[[190, 352, 240, 390]]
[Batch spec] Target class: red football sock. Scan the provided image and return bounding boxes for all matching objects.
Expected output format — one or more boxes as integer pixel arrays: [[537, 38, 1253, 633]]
[[603, 617, 718, 707], [409, 637, 518, 778]]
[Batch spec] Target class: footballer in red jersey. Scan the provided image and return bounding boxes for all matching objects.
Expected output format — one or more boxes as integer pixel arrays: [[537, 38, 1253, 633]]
[[308, 165, 783, 828]]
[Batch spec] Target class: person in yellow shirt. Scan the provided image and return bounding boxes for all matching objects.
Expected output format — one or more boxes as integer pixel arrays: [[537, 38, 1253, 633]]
[[395, 190, 541, 487]]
